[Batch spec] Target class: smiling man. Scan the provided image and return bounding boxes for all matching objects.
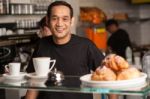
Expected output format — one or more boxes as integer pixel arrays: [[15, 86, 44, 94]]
[[25, 1, 104, 99], [48, 3, 73, 44]]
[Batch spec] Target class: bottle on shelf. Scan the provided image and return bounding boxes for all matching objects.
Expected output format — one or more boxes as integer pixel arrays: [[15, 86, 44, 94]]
[[0, 0, 4, 14], [125, 46, 133, 65], [5, 0, 9, 14], [133, 52, 142, 70], [11, 4, 14, 14], [142, 51, 150, 79]]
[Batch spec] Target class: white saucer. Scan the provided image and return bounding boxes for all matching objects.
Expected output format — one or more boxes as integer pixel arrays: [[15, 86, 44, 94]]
[[28, 79, 47, 87], [26, 73, 48, 79], [3, 72, 27, 80], [4, 80, 27, 86]]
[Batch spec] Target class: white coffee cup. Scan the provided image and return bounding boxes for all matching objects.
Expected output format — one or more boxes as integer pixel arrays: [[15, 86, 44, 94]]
[[33, 57, 56, 76], [5, 62, 21, 76]]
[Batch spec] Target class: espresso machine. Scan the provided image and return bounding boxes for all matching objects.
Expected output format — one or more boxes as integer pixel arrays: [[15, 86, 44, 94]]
[[0, 43, 16, 74]]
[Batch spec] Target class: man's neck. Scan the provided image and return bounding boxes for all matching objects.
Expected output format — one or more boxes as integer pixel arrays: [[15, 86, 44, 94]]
[[53, 34, 71, 45], [112, 28, 119, 33]]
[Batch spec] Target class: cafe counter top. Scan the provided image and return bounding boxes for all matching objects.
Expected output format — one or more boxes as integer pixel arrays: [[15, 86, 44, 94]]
[[0, 74, 150, 99]]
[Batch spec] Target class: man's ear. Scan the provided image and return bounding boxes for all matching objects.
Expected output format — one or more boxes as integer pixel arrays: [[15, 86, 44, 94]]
[[71, 17, 75, 27]]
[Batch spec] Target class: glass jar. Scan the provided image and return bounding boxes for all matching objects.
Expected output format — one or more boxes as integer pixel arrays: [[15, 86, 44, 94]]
[[142, 51, 150, 79]]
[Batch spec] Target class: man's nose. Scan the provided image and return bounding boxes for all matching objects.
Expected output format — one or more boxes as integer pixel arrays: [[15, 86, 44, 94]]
[[56, 19, 63, 26]]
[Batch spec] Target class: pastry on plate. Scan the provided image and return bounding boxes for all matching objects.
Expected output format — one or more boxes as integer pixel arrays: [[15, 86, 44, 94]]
[[91, 66, 116, 81], [102, 54, 129, 71], [91, 54, 141, 81], [117, 67, 141, 80]]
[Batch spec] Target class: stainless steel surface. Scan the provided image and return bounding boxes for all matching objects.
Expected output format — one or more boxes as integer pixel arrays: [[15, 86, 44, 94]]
[[47, 68, 64, 86]]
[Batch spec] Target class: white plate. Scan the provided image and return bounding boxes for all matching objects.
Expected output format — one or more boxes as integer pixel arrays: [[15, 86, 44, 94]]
[[80, 73, 147, 89], [26, 73, 48, 79], [28, 78, 47, 87], [3, 72, 27, 80]]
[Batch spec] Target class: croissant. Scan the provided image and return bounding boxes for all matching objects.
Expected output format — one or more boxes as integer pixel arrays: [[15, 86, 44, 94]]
[[117, 67, 140, 80], [102, 54, 129, 71], [91, 66, 116, 81]]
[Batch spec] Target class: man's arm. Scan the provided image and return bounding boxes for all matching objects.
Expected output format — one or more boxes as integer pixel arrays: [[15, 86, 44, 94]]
[[25, 90, 39, 99], [87, 40, 104, 71]]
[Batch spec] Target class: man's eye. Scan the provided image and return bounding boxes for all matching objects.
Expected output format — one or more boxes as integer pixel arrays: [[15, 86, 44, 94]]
[[51, 17, 57, 20], [63, 18, 69, 21]]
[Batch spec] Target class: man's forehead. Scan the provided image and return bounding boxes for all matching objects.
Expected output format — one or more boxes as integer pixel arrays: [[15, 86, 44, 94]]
[[51, 5, 70, 12], [50, 7, 70, 18]]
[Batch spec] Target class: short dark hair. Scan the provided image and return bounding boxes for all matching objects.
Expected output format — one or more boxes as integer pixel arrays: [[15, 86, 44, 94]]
[[38, 16, 47, 28], [105, 19, 119, 27], [47, 1, 73, 19]]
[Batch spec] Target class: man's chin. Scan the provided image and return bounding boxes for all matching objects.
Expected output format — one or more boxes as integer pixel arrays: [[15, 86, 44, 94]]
[[53, 32, 70, 39], [54, 35, 65, 39]]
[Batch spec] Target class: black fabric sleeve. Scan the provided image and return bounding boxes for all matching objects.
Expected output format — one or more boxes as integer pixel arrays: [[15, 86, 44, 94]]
[[26, 40, 41, 73], [107, 29, 131, 58], [26, 51, 36, 73], [87, 41, 104, 71]]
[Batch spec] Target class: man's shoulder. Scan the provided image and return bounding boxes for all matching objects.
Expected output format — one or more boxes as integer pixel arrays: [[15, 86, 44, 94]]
[[114, 29, 128, 37], [72, 34, 92, 43], [40, 35, 52, 41], [36, 36, 53, 46], [42, 35, 52, 39], [117, 29, 128, 34]]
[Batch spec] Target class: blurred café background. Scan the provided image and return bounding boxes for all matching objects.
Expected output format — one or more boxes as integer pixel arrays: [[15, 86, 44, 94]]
[[0, 0, 150, 73], [1, 0, 150, 74], [0, 0, 150, 99]]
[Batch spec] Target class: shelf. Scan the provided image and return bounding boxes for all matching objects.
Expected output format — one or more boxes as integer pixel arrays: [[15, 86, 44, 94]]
[[0, 33, 38, 46], [117, 17, 150, 23], [0, 13, 45, 16], [0, 33, 37, 40], [128, 17, 150, 22], [0, 22, 39, 33], [0, 75, 150, 96]]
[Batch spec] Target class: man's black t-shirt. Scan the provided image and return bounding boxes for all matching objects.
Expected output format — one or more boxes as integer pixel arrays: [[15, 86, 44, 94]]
[[27, 34, 104, 75], [26, 34, 104, 99], [107, 29, 131, 58]]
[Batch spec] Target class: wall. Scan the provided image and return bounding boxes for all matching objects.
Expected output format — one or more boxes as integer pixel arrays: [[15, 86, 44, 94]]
[[139, 5, 150, 45], [62, 0, 80, 34]]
